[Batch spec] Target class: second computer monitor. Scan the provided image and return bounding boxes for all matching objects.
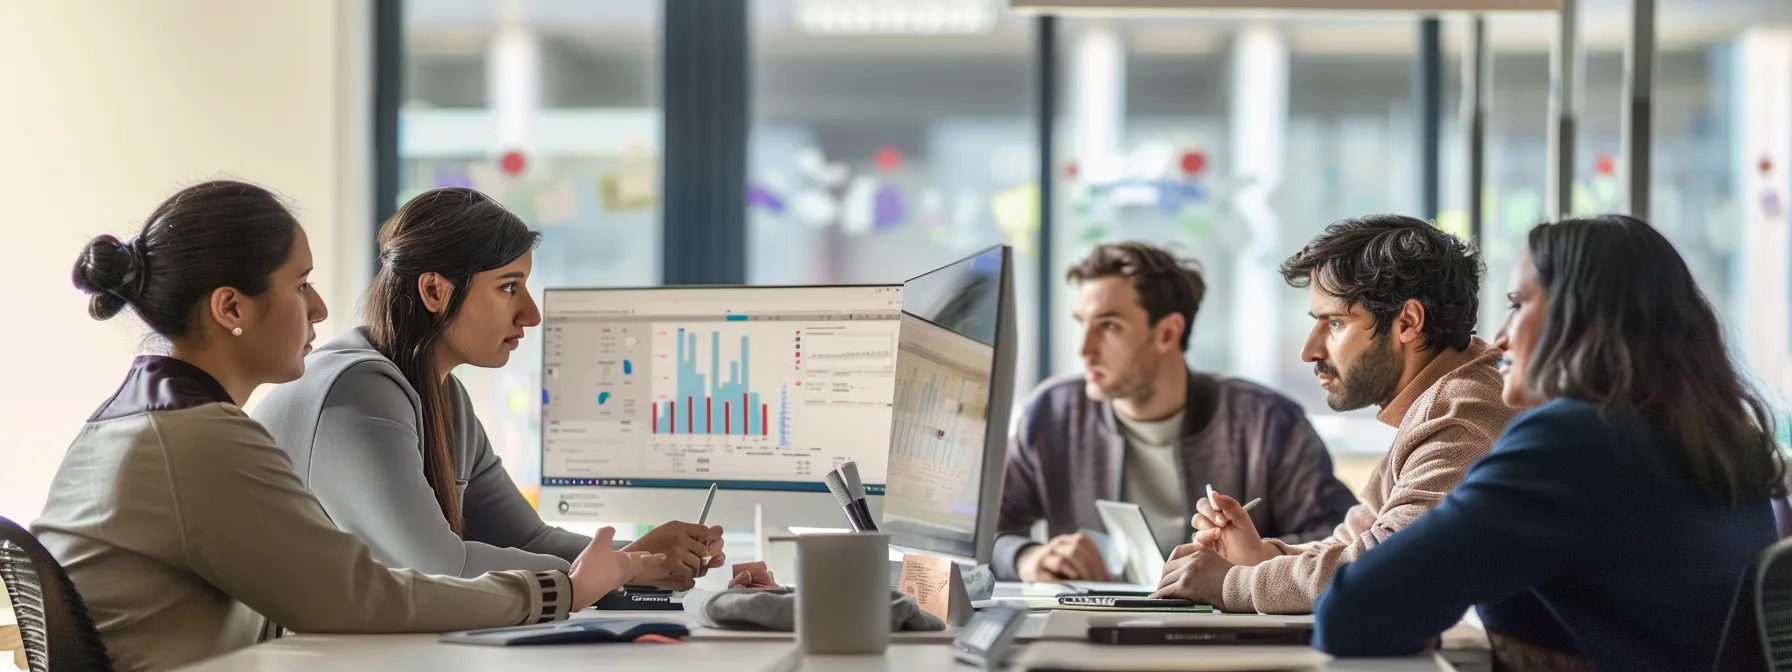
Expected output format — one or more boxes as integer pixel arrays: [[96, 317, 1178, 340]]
[[537, 284, 902, 528], [881, 245, 1016, 564]]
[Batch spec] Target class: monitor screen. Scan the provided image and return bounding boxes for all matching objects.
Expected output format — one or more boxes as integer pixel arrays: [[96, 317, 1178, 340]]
[[881, 246, 1013, 560], [540, 285, 902, 494]]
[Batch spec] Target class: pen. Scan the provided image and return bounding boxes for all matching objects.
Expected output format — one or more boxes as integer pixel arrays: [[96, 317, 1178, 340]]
[[696, 483, 719, 574], [697, 483, 718, 526], [1194, 486, 1262, 543], [1204, 483, 1262, 514]]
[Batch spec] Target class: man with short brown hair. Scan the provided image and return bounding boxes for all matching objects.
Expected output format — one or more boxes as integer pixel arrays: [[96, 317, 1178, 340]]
[[993, 242, 1357, 583]]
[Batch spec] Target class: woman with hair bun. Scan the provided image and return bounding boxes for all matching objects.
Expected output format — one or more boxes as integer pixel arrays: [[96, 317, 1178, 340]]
[[33, 180, 647, 672]]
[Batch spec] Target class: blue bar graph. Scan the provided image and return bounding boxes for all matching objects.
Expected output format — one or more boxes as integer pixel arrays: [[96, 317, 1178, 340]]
[[654, 328, 769, 437]]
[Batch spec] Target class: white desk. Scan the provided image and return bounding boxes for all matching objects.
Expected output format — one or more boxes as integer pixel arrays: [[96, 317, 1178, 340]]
[[180, 610, 1466, 671]]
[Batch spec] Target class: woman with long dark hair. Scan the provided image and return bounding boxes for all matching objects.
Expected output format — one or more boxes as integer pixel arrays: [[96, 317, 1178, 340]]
[[35, 181, 642, 672], [1311, 215, 1783, 670], [254, 187, 721, 588]]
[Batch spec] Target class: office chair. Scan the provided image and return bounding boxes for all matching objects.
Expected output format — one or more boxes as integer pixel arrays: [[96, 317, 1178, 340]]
[[1715, 536, 1792, 672], [0, 517, 111, 672]]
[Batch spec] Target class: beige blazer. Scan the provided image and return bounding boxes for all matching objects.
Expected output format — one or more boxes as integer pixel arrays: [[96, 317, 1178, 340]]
[[30, 356, 572, 672]]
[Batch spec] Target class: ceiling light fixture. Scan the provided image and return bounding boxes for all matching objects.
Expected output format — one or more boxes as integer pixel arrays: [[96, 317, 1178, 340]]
[[796, 0, 999, 35]]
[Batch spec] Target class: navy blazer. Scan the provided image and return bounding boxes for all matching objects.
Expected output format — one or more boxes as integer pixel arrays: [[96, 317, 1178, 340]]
[[1314, 398, 1775, 671]]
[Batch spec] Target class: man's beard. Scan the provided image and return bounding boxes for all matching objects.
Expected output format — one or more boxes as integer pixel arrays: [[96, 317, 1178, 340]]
[[1087, 364, 1156, 406], [1319, 333, 1402, 412]]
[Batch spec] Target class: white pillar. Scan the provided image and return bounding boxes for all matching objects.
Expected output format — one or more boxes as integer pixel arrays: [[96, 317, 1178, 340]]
[[1229, 24, 1288, 384], [1735, 29, 1792, 403], [1073, 23, 1125, 180], [488, 0, 539, 158], [1055, 23, 1127, 376]]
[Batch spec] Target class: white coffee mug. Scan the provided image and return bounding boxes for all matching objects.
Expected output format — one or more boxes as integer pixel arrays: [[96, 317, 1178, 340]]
[[770, 532, 891, 655]]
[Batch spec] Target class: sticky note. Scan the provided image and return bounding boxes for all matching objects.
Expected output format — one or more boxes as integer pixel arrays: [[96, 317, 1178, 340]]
[[898, 554, 954, 623]]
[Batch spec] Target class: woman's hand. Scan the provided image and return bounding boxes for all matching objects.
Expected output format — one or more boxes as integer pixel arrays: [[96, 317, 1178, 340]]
[[727, 561, 777, 588], [622, 522, 725, 590], [569, 527, 660, 609]]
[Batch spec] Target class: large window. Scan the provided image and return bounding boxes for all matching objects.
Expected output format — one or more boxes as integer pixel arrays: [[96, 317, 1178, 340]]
[[386, 1, 1792, 501], [1462, 3, 1792, 431], [746, 0, 1043, 397], [1049, 17, 1432, 458], [402, 0, 662, 506], [1046, 8, 1792, 466]]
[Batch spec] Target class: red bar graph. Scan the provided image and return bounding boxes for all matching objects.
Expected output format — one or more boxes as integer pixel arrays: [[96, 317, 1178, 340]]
[[741, 394, 748, 437], [706, 399, 712, 433], [686, 397, 693, 433], [669, 399, 675, 434], [761, 405, 768, 436], [725, 402, 731, 434], [652, 402, 658, 433]]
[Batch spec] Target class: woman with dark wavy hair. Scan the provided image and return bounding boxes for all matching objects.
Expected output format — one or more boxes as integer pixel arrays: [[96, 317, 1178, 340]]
[[254, 188, 725, 590], [1312, 215, 1783, 671]]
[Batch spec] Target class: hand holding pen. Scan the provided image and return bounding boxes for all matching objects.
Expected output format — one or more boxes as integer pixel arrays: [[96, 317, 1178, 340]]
[[617, 484, 723, 591], [1189, 484, 1278, 567]]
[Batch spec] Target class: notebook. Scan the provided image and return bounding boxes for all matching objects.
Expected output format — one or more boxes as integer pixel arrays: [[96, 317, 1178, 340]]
[[440, 618, 689, 646]]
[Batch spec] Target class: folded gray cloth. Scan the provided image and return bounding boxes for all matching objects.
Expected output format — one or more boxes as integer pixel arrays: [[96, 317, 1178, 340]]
[[682, 587, 946, 632]]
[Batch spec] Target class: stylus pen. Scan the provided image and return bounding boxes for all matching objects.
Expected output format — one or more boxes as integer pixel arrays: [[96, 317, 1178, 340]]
[[1204, 483, 1262, 514], [696, 483, 719, 573], [697, 483, 719, 526]]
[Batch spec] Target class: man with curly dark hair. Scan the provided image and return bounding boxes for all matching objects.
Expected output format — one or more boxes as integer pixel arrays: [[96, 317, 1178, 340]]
[[1154, 214, 1519, 614], [994, 242, 1358, 586]]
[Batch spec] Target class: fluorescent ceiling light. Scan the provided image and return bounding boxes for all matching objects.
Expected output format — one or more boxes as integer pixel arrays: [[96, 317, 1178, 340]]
[[797, 0, 1000, 35], [1009, 0, 1559, 13]]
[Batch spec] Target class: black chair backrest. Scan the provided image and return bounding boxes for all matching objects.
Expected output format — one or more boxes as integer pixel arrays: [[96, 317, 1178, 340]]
[[0, 516, 111, 672], [1717, 536, 1792, 672]]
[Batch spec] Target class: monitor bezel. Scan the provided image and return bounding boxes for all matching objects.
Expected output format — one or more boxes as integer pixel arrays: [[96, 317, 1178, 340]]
[[880, 244, 1016, 564], [537, 283, 903, 495]]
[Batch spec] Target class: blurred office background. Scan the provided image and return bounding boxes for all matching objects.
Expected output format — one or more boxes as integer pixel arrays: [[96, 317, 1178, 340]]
[[4, 0, 1792, 524]]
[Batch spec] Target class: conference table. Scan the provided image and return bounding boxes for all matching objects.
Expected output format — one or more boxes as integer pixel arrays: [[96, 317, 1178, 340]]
[[182, 607, 1485, 671]]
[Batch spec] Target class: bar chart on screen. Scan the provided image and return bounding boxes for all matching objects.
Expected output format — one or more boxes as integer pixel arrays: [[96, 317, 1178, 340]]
[[650, 325, 791, 444], [540, 285, 904, 490]]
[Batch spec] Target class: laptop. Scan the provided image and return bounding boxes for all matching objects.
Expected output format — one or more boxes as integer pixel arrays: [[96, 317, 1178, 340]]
[[1094, 500, 1169, 587], [987, 502, 1169, 598]]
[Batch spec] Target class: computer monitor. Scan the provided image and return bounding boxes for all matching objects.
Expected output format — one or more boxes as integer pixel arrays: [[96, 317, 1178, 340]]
[[880, 245, 1017, 564], [537, 284, 903, 529]]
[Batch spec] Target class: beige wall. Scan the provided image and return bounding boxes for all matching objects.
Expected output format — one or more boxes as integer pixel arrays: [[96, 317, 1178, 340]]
[[0, 0, 372, 523]]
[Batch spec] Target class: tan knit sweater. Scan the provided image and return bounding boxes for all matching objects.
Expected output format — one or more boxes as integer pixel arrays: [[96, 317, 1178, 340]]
[[1220, 338, 1517, 614]]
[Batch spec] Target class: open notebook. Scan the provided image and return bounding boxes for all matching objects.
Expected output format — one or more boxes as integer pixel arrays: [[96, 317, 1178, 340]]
[[440, 619, 688, 646]]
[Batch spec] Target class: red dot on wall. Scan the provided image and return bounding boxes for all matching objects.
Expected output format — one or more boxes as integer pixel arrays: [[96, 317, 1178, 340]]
[[1064, 160, 1079, 180], [1761, 158, 1774, 175], [1594, 153, 1615, 176], [499, 151, 527, 176], [1180, 150, 1208, 176], [874, 146, 902, 172]]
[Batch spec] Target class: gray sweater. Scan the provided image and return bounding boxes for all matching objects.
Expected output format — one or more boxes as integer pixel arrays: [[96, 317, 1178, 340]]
[[994, 371, 1358, 580], [253, 328, 593, 578]]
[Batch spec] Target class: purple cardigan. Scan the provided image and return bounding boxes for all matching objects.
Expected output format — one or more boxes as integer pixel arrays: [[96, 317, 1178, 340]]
[[992, 371, 1358, 580]]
